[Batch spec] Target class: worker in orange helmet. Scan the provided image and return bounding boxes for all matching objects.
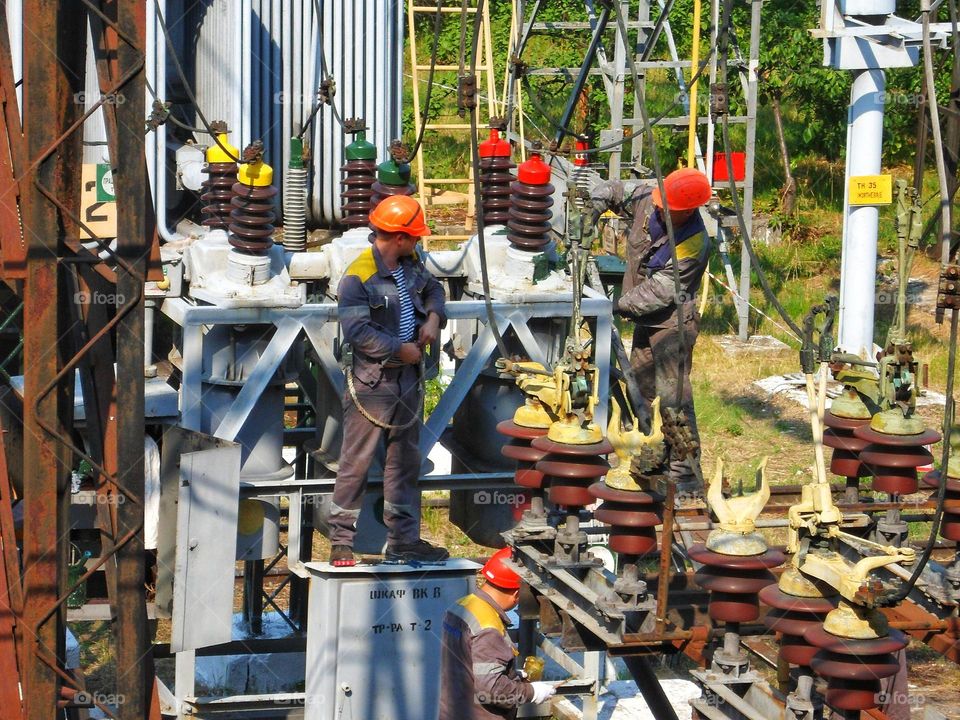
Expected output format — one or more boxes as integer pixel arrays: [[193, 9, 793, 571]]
[[591, 168, 713, 495], [329, 195, 449, 566], [440, 548, 556, 719]]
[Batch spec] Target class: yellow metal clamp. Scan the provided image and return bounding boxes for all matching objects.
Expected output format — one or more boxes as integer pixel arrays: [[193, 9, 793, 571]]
[[605, 396, 664, 491], [705, 457, 771, 555]]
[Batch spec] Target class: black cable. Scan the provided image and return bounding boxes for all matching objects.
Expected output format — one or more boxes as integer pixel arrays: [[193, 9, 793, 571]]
[[300, 0, 345, 139], [716, 0, 804, 340], [154, 0, 241, 163], [464, 0, 511, 361], [406, 0, 445, 162], [611, 2, 687, 410]]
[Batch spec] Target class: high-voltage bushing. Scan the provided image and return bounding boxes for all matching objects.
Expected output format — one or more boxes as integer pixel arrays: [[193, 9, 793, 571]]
[[340, 119, 377, 228], [760, 567, 838, 669], [370, 142, 416, 209], [589, 483, 662, 556], [478, 127, 515, 225], [497, 395, 552, 526], [224, 141, 279, 287], [854, 420, 940, 496], [506, 143, 554, 251], [822, 385, 873, 502], [282, 136, 309, 252], [200, 122, 239, 231], [923, 457, 960, 541], [571, 139, 592, 208], [806, 605, 908, 714], [533, 437, 613, 509]]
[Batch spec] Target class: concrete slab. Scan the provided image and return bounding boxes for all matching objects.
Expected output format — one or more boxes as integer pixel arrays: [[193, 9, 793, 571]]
[[554, 678, 700, 720], [714, 334, 791, 355]]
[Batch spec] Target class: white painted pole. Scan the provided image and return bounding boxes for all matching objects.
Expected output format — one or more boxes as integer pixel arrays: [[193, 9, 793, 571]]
[[837, 68, 885, 359]]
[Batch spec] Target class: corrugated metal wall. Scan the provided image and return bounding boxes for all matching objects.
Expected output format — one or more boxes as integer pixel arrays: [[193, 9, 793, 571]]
[[147, 0, 403, 230]]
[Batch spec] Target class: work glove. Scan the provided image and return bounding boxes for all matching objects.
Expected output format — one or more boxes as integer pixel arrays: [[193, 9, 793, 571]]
[[530, 681, 557, 704]]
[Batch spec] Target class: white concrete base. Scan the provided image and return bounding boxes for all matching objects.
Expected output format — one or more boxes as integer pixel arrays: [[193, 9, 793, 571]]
[[554, 678, 700, 720]]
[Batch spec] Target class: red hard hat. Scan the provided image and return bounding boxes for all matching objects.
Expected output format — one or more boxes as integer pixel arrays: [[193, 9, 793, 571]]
[[368, 195, 431, 236], [481, 547, 521, 590], [652, 168, 712, 211]]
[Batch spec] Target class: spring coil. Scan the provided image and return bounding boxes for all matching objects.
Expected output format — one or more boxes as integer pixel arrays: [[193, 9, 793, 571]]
[[200, 162, 238, 231], [282, 166, 309, 252], [340, 158, 377, 228], [229, 183, 278, 255]]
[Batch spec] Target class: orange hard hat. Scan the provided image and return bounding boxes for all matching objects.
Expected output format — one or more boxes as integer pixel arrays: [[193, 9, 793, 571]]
[[368, 195, 431, 237], [481, 547, 521, 590], [651, 168, 712, 211]]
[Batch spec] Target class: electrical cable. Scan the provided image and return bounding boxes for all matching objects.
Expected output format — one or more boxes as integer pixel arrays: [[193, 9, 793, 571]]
[[611, 1, 688, 409], [300, 0, 345, 139], [154, 0, 241, 163], [464, 0, 511, 361], [405, 0, 445, 162], [883, 0, 958, 606], [716, 0, 804, 341]]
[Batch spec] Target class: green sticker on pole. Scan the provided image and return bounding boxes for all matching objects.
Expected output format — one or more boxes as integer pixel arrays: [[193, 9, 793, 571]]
[[849, 174, 892, 206], [96, 164, 115, 202]]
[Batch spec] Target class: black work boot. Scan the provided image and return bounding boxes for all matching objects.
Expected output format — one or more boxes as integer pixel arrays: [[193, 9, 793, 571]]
[[385, 538, 450, 563]]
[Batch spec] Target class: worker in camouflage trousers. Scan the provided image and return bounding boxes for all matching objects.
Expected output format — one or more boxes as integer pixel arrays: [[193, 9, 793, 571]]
[[440, 548, 556, 719], [591, 168, 713, 494], [329, 195, 449, 566]]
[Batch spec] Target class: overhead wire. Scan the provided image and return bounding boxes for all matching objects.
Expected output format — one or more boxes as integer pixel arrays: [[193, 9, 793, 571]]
[[405, 0, 445, 161], [300, 0, 345, 139]]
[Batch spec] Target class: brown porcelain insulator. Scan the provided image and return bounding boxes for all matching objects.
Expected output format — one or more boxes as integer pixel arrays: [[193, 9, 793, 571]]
[[497, 419, 548, 489], [759, 584, 836, 668], [854, 426, 941, 495], [340, 158, 377, 228], [370, 180, 416, 209], [806, 626, 907, 711], [480, 156, 516, 225], [532, 437, 613, 509], [589, 482, 663, 556], [689, 544, 784, 623], [228, 183, 278, 255], [923, 469, 960, 541], [200, 162, 238, 231], [822, 411, 872, 479], [506, 181, 554, 251]]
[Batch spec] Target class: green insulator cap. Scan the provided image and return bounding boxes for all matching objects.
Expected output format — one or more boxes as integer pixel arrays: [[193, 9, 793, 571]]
[[377, 158, 411, 186], [289, 136, 304, 169], [345, 130, 377, 161]]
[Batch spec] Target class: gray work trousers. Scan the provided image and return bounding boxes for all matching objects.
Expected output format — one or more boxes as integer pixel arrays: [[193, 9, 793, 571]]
[[329, 364, 422, 547], [629, 317, 701, 487]]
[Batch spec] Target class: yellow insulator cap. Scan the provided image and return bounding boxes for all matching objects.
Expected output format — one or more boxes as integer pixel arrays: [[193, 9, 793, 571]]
[[237, 158, 274, 187], [206, 132, 238, 163]]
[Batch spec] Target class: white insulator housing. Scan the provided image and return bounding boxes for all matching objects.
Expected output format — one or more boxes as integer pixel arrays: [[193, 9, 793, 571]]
[[283, 166, 309, 252]]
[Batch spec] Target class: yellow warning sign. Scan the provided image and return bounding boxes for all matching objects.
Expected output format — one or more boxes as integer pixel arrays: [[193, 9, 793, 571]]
[[849, 174, 892, 206]]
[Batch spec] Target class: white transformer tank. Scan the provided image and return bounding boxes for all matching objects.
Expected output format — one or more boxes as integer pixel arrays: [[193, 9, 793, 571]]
[[304, 560, 479, 720]]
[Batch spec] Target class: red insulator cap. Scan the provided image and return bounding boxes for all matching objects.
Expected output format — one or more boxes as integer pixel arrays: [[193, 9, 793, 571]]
[[479, 128, 512, 158], [517, 151, 551, 185], [573, 140, 590, 167]]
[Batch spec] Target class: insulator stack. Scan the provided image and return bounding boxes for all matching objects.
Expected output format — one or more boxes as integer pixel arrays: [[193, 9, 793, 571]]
[[370, 157, 416, 209], [589, 482, 662, 556], [479, 128, 515, 225], [806, 625, 907, 712], [823, 411, 871, 480], [497, 419, 548, 489], [340, 129, 377, 228], [854, 424, 941, 496], [532, 437, 613, 509], [760, 570, 837, 669], [571, 140, 591, 208], [201, 129, 239, 231], [923, 464, 960, 541], [507, 148, 554, 252], [689, 544, 784, 623], [282, 137, 308, 252], [229, 156, 277, 256]]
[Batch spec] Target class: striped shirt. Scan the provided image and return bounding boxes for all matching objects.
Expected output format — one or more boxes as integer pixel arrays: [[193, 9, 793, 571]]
[[391, 265, 416, 343]]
